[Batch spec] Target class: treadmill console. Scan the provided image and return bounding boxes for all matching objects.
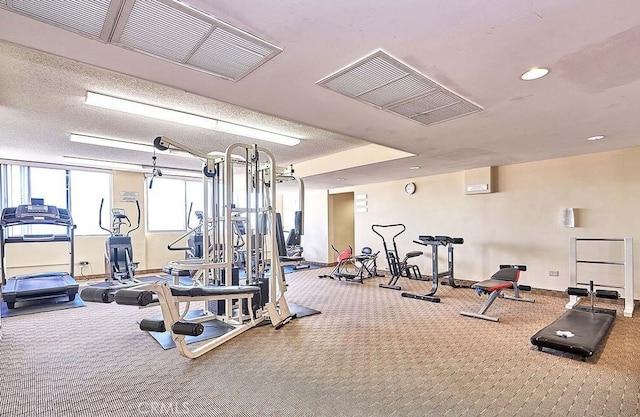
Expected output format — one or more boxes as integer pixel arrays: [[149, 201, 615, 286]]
[[1, 204, 72, 226], [16, 204, 60, 220]]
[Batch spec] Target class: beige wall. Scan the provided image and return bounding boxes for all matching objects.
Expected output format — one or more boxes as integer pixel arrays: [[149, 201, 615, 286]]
[[4, 147, 640, 301], [314, 147, 639, 298], [328, 192, 354, 257]]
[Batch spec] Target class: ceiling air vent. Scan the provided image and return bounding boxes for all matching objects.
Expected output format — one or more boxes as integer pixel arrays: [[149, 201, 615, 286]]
[[111, 0, 282, 81], [3, 0, 282, 82], [8, 0, 114, 39], [317, 50, 482, 127]]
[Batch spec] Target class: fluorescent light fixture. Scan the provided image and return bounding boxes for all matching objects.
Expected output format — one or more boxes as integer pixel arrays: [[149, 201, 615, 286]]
[[85, 92, 301, 146], [70, 133, 155, 153], [409, 166, 421, 170], [160, 168, 203, 178], [216, 121, 300, 146], [63, 156, 144, 171], [70, 133, 192, 158], [520, 67, 550, 81], [587, 135, 605, 141]]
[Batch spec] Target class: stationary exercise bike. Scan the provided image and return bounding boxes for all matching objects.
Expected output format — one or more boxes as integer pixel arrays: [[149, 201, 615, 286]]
[[99, 199, 140, 284]]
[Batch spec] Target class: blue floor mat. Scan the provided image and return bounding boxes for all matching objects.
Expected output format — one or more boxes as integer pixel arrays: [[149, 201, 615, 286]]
[[1, 295, 85, 318]]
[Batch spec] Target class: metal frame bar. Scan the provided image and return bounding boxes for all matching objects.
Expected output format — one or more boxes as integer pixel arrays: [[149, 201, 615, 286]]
[[567, 237, 634, 317]]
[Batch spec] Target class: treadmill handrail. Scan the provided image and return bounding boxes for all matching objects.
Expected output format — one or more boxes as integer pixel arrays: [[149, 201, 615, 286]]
[[4, 234, 72, 243], [1, 218, 74, 227]]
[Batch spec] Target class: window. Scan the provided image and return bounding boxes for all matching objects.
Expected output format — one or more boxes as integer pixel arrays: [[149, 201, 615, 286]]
[[70, 171, 111, 235], [147, 177, 186, 231], [0, 164, 111, 236], [29, 167, 68, 209]]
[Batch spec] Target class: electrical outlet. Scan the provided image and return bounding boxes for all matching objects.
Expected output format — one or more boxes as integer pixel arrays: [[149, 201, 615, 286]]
[[549, 270, 559, 277], [79, 261, 90, 266]]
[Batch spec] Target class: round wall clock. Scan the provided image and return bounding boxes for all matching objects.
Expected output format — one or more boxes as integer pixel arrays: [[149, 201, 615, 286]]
[[404, 182, 416, 195]]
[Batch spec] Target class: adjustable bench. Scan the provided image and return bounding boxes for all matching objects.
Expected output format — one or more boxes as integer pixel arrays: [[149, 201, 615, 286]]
[[81, 281, 266, 359], [460, 265, 534, 322]]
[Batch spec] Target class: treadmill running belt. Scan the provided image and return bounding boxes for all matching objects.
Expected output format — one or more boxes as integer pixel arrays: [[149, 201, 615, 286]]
[[2, 273, 79, 307]]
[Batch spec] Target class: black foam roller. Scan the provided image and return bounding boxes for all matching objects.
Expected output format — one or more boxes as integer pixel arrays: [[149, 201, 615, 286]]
[[595, 289, 620, 299], [115, 290, 154, 306], [172, 321, 204, 336], [80, 287, 114, 303], [139, 319, 166, 333], [567, 287, 589, 297]]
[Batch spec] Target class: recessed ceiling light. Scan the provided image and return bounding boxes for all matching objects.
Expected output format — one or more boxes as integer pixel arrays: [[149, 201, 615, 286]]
[[587, 135, 605, 141], [336, 178, 346, 181], [520, 67, 550, 81], [409, 166, 420, 170]]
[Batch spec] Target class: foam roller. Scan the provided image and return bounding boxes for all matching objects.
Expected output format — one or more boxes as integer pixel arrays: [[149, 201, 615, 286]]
[[115, 290, 154, 306], [80, 287, 114, 303], [172, 321, 204, 336], [595, 289, 619, 300], [567, 287, 589, 297], [139, 319, 166, 333]]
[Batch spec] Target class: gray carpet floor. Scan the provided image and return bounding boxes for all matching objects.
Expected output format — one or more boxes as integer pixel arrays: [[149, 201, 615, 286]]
[[1, 268, 638, 416]]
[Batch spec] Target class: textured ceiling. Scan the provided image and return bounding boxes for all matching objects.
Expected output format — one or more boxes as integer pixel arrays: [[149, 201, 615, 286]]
[[1, 1, 640, 189]]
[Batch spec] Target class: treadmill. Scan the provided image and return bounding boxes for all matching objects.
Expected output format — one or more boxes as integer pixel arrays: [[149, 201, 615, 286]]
[[1, 199, 79, 309]]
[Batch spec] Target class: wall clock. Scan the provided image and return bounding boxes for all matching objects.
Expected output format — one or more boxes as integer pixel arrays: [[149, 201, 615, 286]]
[[404, 182, 416, 195]]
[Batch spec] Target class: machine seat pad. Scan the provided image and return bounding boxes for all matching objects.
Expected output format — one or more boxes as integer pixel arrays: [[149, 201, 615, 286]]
[[169, 285, 260, 297], [471, 279, 514, 292], [280, 256, 304, 262]]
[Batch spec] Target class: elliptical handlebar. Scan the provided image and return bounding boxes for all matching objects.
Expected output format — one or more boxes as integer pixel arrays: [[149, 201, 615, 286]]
[[98, 198, 112, 235], [186, 202, 194, 229], [126, 200, 141, 236], [99, 198, 141, 237]]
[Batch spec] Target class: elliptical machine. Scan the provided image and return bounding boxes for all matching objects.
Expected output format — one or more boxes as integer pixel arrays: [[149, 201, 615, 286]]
[[99, 199, 140, 284]]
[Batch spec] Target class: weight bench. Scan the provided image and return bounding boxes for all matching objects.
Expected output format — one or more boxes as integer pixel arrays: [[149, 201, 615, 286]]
[[460, 265, 534, 322], [81, 281, 265, 359], [530, 283, 618, 361]]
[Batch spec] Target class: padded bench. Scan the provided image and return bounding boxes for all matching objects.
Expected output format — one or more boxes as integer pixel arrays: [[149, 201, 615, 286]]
[[460, 265, 533, 322]]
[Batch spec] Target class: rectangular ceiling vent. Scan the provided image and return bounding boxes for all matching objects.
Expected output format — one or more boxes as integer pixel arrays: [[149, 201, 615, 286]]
[[111, 0, 282, 81], [7, 0, 113, 39], [317, 50, 482, 127], [2, 0, 282, 82]]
